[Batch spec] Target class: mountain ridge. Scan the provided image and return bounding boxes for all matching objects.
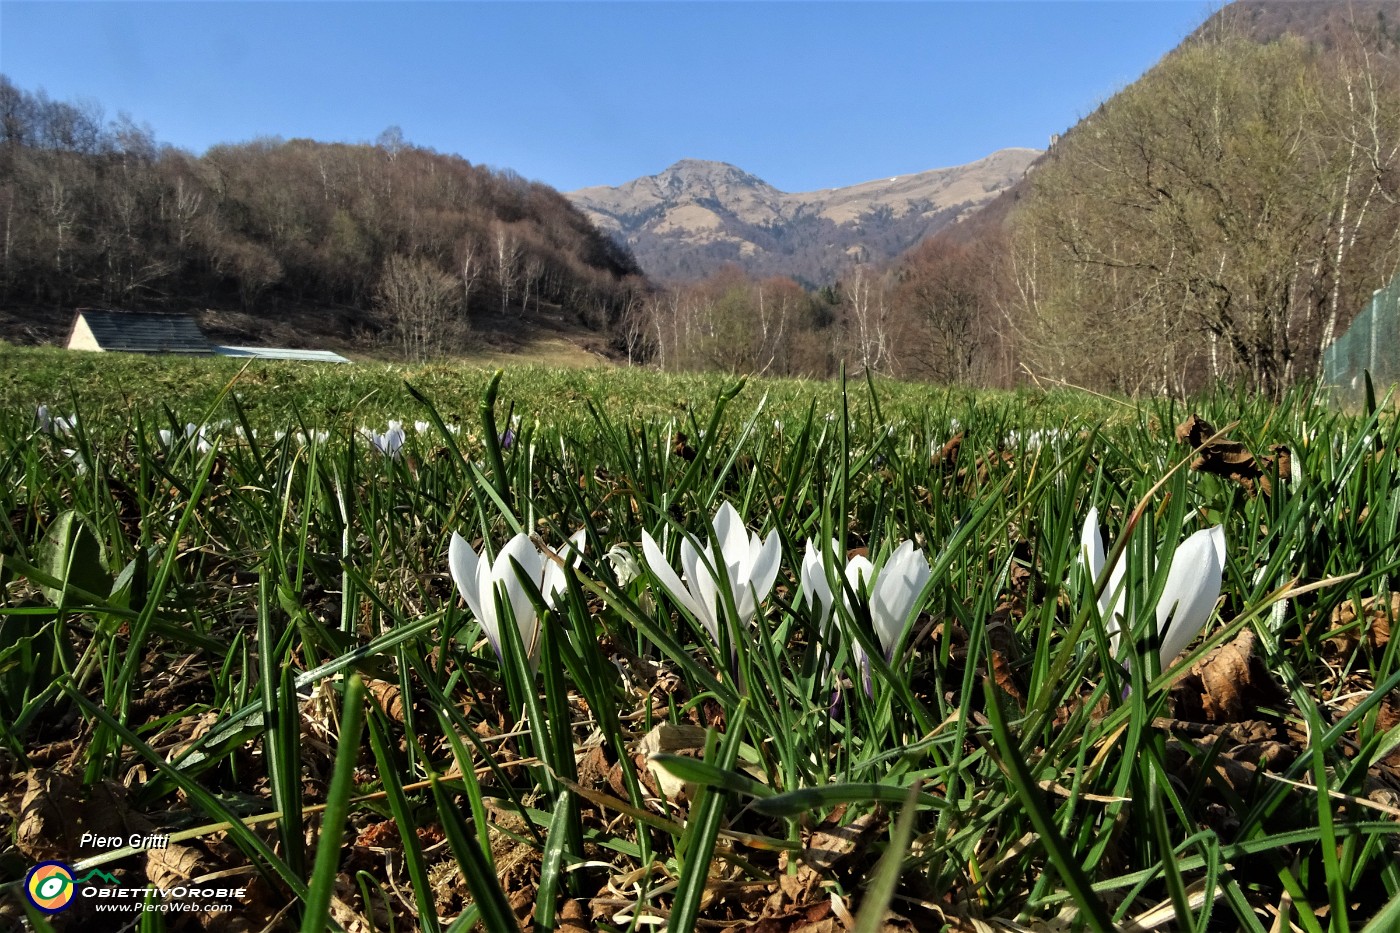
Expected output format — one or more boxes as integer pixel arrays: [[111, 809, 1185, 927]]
[[567, 148, 1040, 283]]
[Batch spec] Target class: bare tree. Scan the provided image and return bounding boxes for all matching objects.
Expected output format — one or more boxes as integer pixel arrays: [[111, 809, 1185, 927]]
[[375, 253, 463, 362], [842, 265, 893, 375], [458, 235, 482, 312], [493, 221, 521, 314], [1012, 34, 1400, 396]]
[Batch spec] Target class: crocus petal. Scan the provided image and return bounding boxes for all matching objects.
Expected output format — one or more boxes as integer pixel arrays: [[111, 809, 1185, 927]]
[[843, 555, 876, 676], [642, 531, 705, 623], [1082, 508, 1129, 651], [800, 540, 833, 625], [1080, 507, 1105, 583], [542, 529, 587, 607], [720, 553, 752, 623], [746, 531, 782, 611], [711, 502, 749, 570], [844, 555, 875, 598], [494, 532, 544, 660], [686, 541, 724, 641], [872, 541, 930, 657], [1104, 556, 1128, 654], [451, 532, 527, 667], [606, 544, 642, 585], [1208, 523, 1226, 568], [1155, 525, 1225, 668], [803, 539, 840, 675], [448, 532, 486, 623]]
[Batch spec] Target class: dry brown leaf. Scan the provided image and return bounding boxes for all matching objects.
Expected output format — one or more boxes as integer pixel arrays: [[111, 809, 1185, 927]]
[[162, 710, 221, 762], [932, 433, 964, 473], [16, 770, 160, 862], [805, 809, 884, 875], [990, 650, 1026, 712], [558, 898, 593, 933], [1327, 593, 1397, 655], [639, 722, 709, 799], [746, 904, 845, 932], [15, 770, 82, 861], [366, 678, 406, 721], [1169, 629, 1285, 722], [145, 842, 205, 889], [1175, 414, 1289, 497], [355, 819, 400, 849], [576, 743, 612, 790]]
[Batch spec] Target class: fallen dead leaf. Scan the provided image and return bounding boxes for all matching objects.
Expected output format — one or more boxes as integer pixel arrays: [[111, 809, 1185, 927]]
[[932, 433, 964, 473], [146, 842, 205, 890], [16, 770, 162, 863], [366, 678, 406, 722], [1327, 593, 1397, 655], [639, 722, 709, 799], [1175, 414, 1290, 497], [1169, 629, 1285, 722]]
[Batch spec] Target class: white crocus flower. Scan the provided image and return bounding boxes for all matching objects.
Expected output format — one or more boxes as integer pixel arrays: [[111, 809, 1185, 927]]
[[362, 420, 405, 458], [800, 538, 841, 674], [864, 541, 933, 661], [606, 544, 642, 587], [1153, 526, 1227, 665], [1080, 506, 1129, 638], [1080, 508, 1226, 668], [448, 528, 586, 670], [159, 423, 215, 454], [40, 407, 77, 436], [641, 501, 781, 649], [292, 429, 328, 446], [61, 447, 88, 475], [801, 539, 931, 682], [414, 420, 431, 434]]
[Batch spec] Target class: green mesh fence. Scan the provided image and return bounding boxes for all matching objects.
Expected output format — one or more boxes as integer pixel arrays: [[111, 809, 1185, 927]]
[[1322, 273, 1400, 408]]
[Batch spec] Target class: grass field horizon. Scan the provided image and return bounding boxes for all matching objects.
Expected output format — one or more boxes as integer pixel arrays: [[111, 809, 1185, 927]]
[[2, 345, 1399, 931]]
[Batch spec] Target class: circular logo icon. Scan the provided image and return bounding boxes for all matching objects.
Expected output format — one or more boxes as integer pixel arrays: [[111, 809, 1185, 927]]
[[24, 861, 76, 913]]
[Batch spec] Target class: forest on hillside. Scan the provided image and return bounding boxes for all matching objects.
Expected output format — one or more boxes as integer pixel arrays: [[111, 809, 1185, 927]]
[[622, 9, 1400, 397], [0, 76, 644, 359], [3, 3, 1398, 394], [1010, 27, 1400, 398]]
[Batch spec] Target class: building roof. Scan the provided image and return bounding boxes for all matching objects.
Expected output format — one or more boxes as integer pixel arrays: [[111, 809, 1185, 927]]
[[213, 345, 351, 364], [70, 309, 214, 355]]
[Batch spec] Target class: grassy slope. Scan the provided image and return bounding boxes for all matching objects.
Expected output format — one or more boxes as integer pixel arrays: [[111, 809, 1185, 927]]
[[3, 346, 1398, 931], [0, 344, 1123, 435]]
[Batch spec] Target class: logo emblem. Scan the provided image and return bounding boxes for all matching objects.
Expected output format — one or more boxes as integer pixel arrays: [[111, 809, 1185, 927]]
[[24, 861, 76, 913]]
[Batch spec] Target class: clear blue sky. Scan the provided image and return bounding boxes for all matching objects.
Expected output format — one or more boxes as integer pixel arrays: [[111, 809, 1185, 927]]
[[0, 1, 1216, 193]]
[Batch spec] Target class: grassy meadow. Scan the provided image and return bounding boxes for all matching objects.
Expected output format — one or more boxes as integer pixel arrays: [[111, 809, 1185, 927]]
[[2, 344, 1399, 932]]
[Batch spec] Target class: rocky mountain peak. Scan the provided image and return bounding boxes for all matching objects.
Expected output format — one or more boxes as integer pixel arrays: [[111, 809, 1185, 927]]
[[567, 148, 1040, 284]]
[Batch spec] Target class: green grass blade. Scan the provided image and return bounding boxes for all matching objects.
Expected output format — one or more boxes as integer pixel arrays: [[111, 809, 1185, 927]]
[[982, 677, 1116, 932], [431, 775, 521, 933], [852, 780, 920, 933], [669, 698, 750, 932], [301, 674, 366, 933]]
